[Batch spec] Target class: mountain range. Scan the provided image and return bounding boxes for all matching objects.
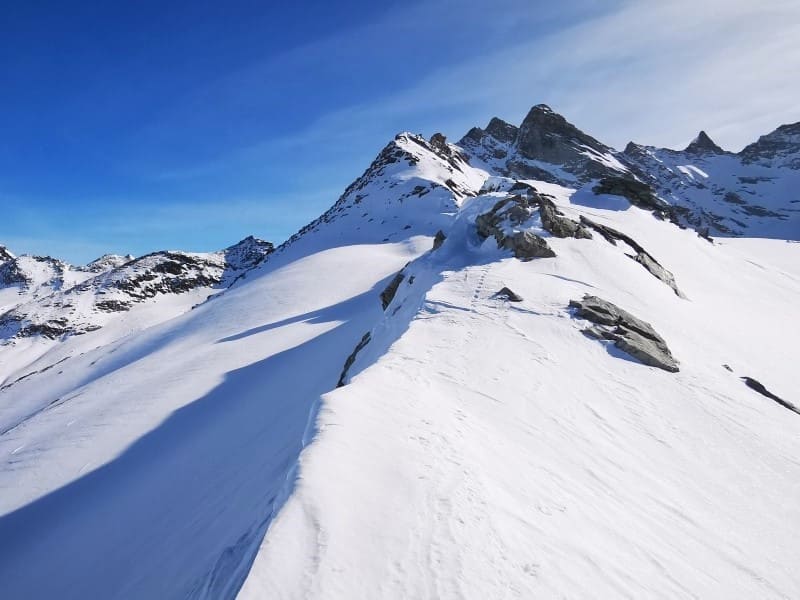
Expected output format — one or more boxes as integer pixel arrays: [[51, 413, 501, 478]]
[[0, 104, 798, 599]]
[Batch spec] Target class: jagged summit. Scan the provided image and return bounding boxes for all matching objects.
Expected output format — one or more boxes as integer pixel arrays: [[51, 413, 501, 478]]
[[684, 130, 725, 154]]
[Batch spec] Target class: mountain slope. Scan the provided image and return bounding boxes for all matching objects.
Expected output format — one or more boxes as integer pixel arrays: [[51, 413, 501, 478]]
[[0, 105, 798, 600], [243, 187, 799, 599]]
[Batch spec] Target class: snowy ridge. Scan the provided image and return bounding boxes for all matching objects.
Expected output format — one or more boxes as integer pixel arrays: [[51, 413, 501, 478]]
[[0, 104, 798, 599]]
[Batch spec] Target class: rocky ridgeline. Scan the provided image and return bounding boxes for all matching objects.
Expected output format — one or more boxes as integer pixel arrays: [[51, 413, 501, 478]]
[[458, 104, 799, 238], [275, 131, 478, 253], [0, 236, 273, 340]]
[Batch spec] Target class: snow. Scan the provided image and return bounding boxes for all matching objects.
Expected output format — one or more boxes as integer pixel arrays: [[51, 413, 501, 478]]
[[0, 122, 798, 599], [240, 184, 800, 600]]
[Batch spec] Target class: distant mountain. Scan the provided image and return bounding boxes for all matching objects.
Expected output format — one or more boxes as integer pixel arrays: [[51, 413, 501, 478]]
[[0, 236, 273, 340]]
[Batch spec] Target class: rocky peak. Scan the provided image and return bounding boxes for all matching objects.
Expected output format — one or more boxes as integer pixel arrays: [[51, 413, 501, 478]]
[[485, 118, 519, 144], [739, 121, 800, 166], [223, 236, 274, 271], [429, 132, 448, 152], [684, 130, 725, 154], [516, 104, 612, 163]]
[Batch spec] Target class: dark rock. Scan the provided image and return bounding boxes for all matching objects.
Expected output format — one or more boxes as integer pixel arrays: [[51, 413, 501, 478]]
[[723, 191, 746, 205], [485, 117, 519, 144], [0, 260, 28, 286], [741, 377, 798, 415], [95, 300, 132, 313], [0, 245, 14, 263], [492, 287, 523, 302], [380, 272, 405, 310], [538, 197, 592, 239], [569, 295, 679, 372], [474, 195, 556, 260], [432, 230, 447, 250], [337, 332, 371, 387], [475, 196, 533, 240], [503, 231, 555, 260], [223, 236, 274, 271], [462, 126, 485, 144], [739, 204, 784, 218], [517, 104, 610, 166], [509, 181, 537, 194], [430, 132, 448, 152], [593, 176, 668, 212]]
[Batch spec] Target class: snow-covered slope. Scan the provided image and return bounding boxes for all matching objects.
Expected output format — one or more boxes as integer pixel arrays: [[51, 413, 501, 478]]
[[0, 105, 798, 600], [0, 236, 273, 384]]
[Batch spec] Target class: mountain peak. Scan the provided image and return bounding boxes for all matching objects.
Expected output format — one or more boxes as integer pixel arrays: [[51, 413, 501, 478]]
[[224, 236, 275, 271], [485, 117, 518, 144], [529, 103, 554, 114], [685, 130, 724, 154], [516, 103, 613, 167]]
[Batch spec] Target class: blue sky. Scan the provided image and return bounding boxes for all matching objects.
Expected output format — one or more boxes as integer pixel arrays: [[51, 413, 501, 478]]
[[2, 0, 799, 263]]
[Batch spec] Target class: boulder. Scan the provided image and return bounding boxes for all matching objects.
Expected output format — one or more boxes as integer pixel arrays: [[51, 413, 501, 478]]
[[503, 231, 556, 260], [569, 295, 679, 372], [492, 287, 523, 302]]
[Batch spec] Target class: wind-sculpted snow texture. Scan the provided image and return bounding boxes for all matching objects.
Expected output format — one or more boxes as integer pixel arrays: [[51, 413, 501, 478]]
[[1, 106, 799, 599]]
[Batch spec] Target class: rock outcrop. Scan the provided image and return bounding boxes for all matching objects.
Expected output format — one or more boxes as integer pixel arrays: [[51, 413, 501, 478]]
[[539, 197, 592, 239], [492, 287, 523, 302], [380, 271, 405, 310], [569, 295, 679, 372], [475, 195, 556, 260], [592, 176, 669, 213], [337, 332, 372, 387], [741, 377, 798, 415], [579, 217, 684, 297], [432, 230, 447, 251]]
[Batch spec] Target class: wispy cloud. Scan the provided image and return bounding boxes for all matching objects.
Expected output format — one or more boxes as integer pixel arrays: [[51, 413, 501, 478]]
[[222, 0, 800, 156]]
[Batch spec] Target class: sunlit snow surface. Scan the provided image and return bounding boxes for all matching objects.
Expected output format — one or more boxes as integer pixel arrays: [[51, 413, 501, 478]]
[[0, 134, 798, 599]]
